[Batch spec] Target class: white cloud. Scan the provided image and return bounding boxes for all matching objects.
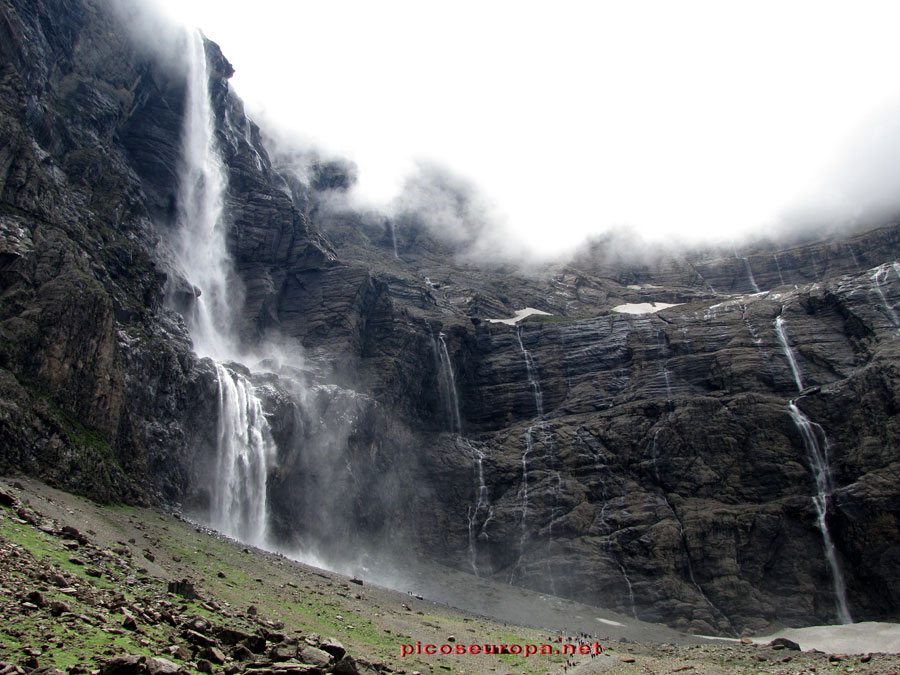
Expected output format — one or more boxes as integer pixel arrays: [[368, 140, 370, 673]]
[[150, 0, 900, 256]]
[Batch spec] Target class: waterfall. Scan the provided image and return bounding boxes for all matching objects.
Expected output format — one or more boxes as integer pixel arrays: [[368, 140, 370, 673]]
[[513, 325, 544, 578], [432, 332, 462, 433], [510, 425, 535, 584], [513, 327, 561, 593], [657, 330, 673, 401], [618, 563, 639, 619], [773, 253, 786, 285], [742, 257, 761, 293], [788, 402, 853, 624], [212, 363, 277, 548], [389, 221, 400, 260], [463, 439, 493, 576], [774, 313, 804, 391], [871, 265, 900, 331], [173, 31, 235, 361], [172, 31, 277, 542], [516, 326, 544, 417], [846, 245, 862, 271], [693, 266, 716, 294]]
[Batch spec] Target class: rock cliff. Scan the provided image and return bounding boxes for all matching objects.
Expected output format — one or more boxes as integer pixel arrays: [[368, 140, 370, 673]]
[[1, 0, 899, 637]]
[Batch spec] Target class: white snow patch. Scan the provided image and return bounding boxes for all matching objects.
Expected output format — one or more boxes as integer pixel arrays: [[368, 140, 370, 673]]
[[595, 618, 625, 627], [751, 621, 900, 655], [486, 307, 552, 325], [612, 302, 681, 315]]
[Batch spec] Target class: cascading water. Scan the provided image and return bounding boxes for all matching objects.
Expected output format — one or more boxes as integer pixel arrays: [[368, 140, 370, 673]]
[[173, 31, 235, 362], [775, 311, 852, 622], [618, 563, 639, 619], [462, 438, 493, 577], [172, 31, 277, 544], [788, 402, 853, 624], [871, 265, 900, 332], [512, 327, 561, 593], [846, 245, 862, 271], [742, 257, 761, 293], [773, 253, 786, 285], [516, 326, 543, 417], [774, 313, 804, 391], [432, 332, 462, 433], [389, 221, 400, 260], [657, 330, 673, 401], [212, 363, 276, 547], [510, 425, 534, 584]]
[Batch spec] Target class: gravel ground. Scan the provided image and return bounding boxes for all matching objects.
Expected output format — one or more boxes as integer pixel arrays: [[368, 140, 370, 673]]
[[0, 477, 897, 675]]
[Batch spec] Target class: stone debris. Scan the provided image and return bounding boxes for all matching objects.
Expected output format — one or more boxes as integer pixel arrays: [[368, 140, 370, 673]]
[[0, 493, 379, 675]]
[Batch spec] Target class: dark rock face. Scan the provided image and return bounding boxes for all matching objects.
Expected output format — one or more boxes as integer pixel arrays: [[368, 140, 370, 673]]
[[1, 0, 899, 637], [0, 0, 208, 503]]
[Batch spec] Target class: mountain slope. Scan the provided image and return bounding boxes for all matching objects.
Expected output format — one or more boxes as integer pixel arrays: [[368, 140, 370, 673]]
[[0, 0, 898, 635]]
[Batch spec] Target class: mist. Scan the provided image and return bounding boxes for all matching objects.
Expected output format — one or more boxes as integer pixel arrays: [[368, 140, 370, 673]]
[[144, 0, 900, 264]]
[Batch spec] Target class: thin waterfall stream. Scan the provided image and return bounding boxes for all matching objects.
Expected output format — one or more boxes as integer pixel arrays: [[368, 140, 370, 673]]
[[774, 313, 853, 623]]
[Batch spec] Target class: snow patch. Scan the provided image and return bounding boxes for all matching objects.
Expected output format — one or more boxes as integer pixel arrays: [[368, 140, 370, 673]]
[[595, 618, 625, 627], [612, 302, 681, 315], [486, 307, 552, 325], [751, 621, 900, 655]]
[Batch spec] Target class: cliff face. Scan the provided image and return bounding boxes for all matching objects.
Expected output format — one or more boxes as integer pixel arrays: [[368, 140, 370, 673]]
[[1, 0, 899, 636]]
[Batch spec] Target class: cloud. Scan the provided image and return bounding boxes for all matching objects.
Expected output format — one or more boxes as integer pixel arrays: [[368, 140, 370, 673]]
[[150, 0, 900, 262]]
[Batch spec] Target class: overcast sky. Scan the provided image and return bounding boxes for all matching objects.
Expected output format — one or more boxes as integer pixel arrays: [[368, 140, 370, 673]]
[[151, 0, 900, 256]]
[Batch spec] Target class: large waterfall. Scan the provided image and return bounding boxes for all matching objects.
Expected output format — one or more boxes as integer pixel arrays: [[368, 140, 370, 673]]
[[212, 363, 276, 547], [173, 31, 277, 544], [173, 31, 235, 362]]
